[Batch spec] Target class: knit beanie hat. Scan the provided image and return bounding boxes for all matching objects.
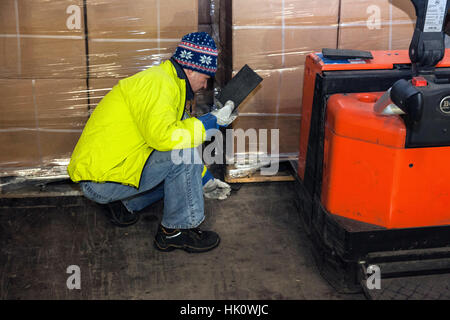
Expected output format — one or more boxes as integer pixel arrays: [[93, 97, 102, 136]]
[[172, 32, 218, 77]]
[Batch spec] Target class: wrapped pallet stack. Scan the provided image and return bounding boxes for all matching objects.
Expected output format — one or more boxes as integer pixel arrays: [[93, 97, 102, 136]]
[[217, 0, 416, 163], [0, 0, 88, 176], [87, 0, 198, 107], [218, 0, 340, 161], [338, 0, 416, 51], [0, 0, 198, 178], [0, 0, 418, 179]]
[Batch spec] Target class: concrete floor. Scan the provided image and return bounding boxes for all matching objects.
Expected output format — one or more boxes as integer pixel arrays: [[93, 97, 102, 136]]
[[0, 181, 365, 300]]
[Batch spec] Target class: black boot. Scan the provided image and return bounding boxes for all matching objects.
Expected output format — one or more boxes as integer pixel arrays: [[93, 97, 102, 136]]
[[154, 224, 220, 253], [103, 201, 140, 227]]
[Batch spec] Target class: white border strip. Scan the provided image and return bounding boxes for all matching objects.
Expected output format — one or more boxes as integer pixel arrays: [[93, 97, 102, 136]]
[[233, 25, 339, 30], [233, 20, 414, 30], [0, 128, 83, 133], [339, 19, 414, 28], [389, 3, 393, 50], [157, 0, 161, 54], [239, 113, 301, 117], [0, 34, 85, 40], [31, 79, 43, 164], [90, 38, 179, 43], [14, 0, 21, 75]]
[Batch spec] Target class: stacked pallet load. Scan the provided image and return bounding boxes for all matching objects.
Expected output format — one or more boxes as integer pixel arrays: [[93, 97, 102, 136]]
[[217, 0, 416, 167], [218, 0, 340, 164], [0, 0, 88, 176], [0, 0, 199, 178], [338, 0, 416, 51]]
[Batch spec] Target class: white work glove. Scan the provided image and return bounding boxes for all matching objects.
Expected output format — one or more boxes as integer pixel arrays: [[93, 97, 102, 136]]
[[203, 178, 232, 200], [211, 100, 238, 127]]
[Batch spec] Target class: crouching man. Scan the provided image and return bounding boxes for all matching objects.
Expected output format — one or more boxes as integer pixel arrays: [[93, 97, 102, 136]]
[[68, 32, 237, 253]]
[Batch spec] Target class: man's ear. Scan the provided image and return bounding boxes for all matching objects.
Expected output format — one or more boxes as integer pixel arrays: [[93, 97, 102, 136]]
[[184, 69, 193, 76]]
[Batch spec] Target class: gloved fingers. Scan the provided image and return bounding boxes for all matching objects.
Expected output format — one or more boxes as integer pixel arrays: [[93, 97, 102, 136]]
[[215, 179, 231, 190], [224, 100, 235, 111], [202, 178, 216, 193], [228, 114, 238, 124], [204, 188, 231, 200], [219, 100, 234, 118]]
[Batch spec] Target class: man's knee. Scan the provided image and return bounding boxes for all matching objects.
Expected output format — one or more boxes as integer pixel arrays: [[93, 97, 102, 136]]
[[170, 147, 203, 166], [80, 182, 112, 204]]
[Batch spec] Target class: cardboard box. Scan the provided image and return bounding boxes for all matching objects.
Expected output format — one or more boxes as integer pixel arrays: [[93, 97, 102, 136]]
[[338, 1, 415, 51], [280, 66, 305, 114], [16, 0, 85, 36], [0, 37, 86, 78], [0, 78, 88, 170], [237, 67, 304, 115], [87, 0, 198, 39], [222, 0, 340, 160], [34, 79, 89, 129], [391, 22, 416, 50], [159, 0, 198, 39], [0, 131, 41, 169], [338, 22, 415, 51], [0, 79, 40, 169], [232, 28, 283, 71], [35, 78, 87, 165], [87, 0, 198, 78], [0, 37, 20, 78], [340, 0, 415, 25], [231, 0, 339, 27], [0, 0, 17, 34], [283, 27, 338, 67], [88, 39, 179, 78], [88, 78, 119, 108], [0, 0, 86, 78], [87, 0, 159, 39], [231, 115, 301, 157], [39, 131, 82, 165], [20, 37, 86, 78], [232, 26, 338, 71], [0, 79, 35, 129], [283, 0, 340, 26], [0, 0, 201, 173]]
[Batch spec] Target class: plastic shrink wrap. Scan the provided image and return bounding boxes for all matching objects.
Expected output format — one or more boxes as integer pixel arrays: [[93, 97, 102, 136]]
[[0, 0, 198, 183], [0, 0, 419, 183], [215, 0, 416, 163]]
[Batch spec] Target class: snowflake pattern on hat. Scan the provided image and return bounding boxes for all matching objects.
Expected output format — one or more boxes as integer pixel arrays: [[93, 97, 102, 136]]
[[172, 32, 218, 77], [180, 50, 193, 60], [200, 55, 212, 65]]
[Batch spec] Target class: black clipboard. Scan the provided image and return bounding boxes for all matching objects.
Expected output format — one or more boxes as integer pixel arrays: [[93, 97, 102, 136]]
[[215, 64, 263, 111]]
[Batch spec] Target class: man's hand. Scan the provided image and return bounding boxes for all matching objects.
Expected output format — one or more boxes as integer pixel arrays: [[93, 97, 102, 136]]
[[203, 178, 232, 200], [211, 100, 237, 127]]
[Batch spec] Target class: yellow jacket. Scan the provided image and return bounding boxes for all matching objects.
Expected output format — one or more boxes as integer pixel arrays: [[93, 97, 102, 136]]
[[67, 60, 206, 188]]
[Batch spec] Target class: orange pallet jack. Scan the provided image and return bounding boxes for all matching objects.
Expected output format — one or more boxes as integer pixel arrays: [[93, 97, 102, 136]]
[[295, 0, 450, 297]]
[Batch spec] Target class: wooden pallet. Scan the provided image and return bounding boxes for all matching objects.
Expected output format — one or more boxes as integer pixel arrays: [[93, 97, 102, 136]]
[[224, 164, 295, 183]]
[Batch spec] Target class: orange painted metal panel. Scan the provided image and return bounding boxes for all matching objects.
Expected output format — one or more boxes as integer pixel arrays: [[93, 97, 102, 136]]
[[326, 93, 406, 148], [322, 93, 450, 229], [298, 49, 450, 179]]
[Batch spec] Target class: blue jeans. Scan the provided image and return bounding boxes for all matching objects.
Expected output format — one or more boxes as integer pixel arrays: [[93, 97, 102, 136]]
[[79, 149, 205, 229]]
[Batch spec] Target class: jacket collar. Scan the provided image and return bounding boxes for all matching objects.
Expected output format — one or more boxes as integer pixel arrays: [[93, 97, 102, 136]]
[[170, 57, 194, 101]]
